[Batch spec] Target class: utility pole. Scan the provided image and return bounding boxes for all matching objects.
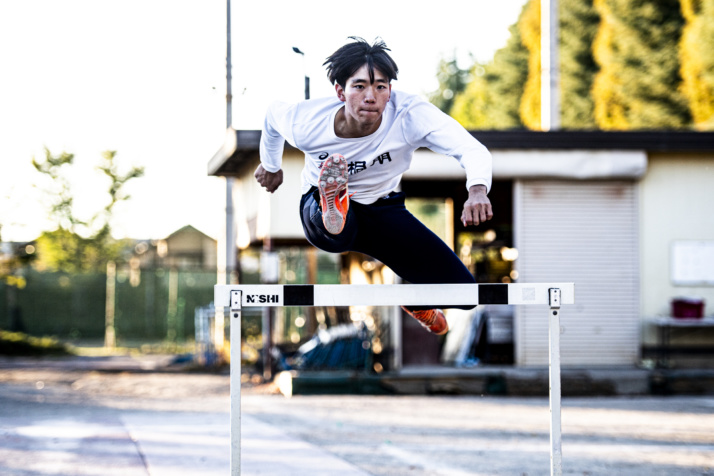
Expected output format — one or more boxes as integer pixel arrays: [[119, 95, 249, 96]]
[[225, 0, 236, 284], [541, 0, 560, 131], [291, 46, 318, 338], [104, 261, 116, 349], [292, 47, 310, 100], [216, 0, 235, 359]]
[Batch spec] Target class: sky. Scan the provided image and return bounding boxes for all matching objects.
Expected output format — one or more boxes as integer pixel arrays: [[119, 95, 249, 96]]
[[0, 0, 527, 242]]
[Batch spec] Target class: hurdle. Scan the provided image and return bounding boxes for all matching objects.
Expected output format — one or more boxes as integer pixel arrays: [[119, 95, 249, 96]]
[[214, 282, 575, 476]]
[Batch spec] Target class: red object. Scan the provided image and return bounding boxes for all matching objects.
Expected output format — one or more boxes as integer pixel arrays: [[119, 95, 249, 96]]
[[671, 298, 705, 319]]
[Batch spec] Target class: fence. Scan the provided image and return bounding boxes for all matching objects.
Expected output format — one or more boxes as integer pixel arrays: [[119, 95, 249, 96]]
[[194, 303, 219, 365], [0, 267, 216, 342]]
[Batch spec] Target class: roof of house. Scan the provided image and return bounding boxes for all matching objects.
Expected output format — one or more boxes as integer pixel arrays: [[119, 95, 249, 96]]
[[165, 224, 216, 242], [208, 128, 714, 177]]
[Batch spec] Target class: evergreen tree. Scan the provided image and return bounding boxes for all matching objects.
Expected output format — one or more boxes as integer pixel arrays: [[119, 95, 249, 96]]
[[454, 0, 600, 130], [428, 56, 471, 115], [519, 0, 542, 129], [450, 68, 493, 128], [680, 0, 714, 128], [591, 0, 627, 128], [560, 0, 600, 129], [593, 0, 691, 129], [450, 6, 529, 129], [519, 0, 601, 129]]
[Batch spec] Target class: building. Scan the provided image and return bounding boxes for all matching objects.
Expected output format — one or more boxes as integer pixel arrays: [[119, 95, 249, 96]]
[[132, 225, 218, 271], [209, 129, 714, 368]]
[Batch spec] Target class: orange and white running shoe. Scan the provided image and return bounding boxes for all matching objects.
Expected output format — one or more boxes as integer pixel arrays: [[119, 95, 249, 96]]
[[318, 154, 349, 235], [401, 307, 449, 335]]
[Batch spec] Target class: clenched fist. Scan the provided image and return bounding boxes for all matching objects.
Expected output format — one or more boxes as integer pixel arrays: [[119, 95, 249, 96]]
[[461, 185, 493, 226], [254, 164, 284, 193]]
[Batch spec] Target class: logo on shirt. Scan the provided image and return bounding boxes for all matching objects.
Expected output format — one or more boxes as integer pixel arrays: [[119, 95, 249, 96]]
[[318, 152, 392, 176]]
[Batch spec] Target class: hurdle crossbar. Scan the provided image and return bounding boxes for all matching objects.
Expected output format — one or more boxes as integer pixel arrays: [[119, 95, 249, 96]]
[[214, 282, 574, 476]]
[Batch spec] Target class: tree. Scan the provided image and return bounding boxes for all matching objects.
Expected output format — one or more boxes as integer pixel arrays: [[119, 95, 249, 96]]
[[520, 0, 601, 130], [680, 0, 714, 129], [31, 150, 78, 231], [428, 56, 471, 115], [560, 0, 600, 129], [592, 0, 691, 129], [450, 68, 495, 129], [32, 148, 144, 273], [519, 0, 542, 129], [450, 6, 530, 129]]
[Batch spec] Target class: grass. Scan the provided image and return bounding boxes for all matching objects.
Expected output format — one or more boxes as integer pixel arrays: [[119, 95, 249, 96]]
[[0, 330, 222, 368], [0, 329, 73, 356], [71, 340, 198, 357]]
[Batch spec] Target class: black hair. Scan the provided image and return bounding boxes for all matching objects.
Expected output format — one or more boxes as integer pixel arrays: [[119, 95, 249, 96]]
[[323, 37, 399, 88]]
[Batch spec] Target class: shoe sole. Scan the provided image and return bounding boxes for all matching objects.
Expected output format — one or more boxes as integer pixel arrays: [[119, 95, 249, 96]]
[[401, 307, 449, 335], [420, 318, 449, 335], [319, 155, 348, 234]]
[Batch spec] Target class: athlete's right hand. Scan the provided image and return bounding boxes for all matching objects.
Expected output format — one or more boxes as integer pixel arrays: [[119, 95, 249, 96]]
[[254, 164, 284, 193]]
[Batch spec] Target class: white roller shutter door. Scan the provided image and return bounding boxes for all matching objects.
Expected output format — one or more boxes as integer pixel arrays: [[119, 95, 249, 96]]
[[514, 180, 640, 366]]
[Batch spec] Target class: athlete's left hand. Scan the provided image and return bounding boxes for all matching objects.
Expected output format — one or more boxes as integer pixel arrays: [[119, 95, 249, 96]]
[[461, 185, 493, 226]]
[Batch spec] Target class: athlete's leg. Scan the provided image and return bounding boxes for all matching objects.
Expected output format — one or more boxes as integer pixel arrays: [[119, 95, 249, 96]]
[[350, 192, 476, 310], [301, 189, 472, 333], [299, 187, 358, 253]]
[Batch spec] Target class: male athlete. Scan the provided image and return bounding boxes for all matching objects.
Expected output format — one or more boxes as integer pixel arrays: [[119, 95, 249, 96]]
[[255, 37, 493, 335]]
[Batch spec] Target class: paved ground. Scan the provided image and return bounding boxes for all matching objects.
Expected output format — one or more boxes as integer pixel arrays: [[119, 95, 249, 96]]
[[243, 394, 714, 475], [1, 357, 714, 475]]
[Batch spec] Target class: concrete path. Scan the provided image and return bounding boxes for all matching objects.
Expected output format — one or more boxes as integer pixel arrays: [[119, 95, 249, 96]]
[[1, 356, 714, 475], [0, 384, 368, 475]]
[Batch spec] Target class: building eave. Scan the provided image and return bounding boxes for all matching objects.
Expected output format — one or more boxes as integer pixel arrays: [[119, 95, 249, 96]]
[[207, 128, 714, 177], [471, 130, 714, 151]]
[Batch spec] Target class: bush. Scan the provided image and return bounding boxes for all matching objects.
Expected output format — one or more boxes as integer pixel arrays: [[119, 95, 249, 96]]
[[0, 329, 71, 356]]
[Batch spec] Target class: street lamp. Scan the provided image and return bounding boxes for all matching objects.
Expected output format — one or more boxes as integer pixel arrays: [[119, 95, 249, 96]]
[[292, 46, 310, 100]]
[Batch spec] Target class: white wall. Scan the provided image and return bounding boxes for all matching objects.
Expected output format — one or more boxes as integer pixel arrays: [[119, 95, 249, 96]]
[[406, 149, 646, 181], [234, 149, 306, 247], [269, 151, 307, 239], [639, 153, 714, 319]]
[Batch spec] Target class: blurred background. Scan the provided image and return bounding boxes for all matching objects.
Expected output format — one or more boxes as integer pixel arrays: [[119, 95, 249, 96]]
[[2, 0, 713, 385]]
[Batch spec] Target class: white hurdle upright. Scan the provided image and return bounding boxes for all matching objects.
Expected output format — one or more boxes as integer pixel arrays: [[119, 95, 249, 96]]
[[214, 282, 575, 476]]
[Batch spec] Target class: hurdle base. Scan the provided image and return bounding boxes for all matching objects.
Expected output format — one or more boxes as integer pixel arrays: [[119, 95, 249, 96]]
[[276, 370, 391, 397], [269, 366, 647, 397]]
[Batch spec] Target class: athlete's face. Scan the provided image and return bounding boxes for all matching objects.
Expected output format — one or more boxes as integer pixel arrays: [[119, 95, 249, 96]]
[[335, 64, 391, 128]]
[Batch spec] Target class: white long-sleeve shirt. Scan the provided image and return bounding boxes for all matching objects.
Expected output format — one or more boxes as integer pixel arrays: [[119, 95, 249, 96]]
[[259, 89, 492, 205]]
